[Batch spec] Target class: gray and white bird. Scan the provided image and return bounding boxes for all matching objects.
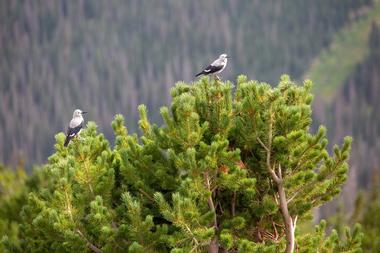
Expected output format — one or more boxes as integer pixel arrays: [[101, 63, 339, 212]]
[[64, 109, 87, 147], [195, 53, 229, 79]]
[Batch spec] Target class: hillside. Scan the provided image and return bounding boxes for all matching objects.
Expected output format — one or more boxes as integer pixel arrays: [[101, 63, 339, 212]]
[[0, 0, 371, 167], [306, 1, 380, 102], [305, 3, 380, 213], [321, 22, 380, 188]]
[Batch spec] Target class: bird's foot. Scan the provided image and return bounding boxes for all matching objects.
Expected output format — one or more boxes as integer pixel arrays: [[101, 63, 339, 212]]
[[214, 75, 221, 81]]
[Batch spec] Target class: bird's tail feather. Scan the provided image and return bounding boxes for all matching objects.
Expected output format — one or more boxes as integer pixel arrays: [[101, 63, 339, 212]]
[[195, 72, 203, 77], [64, 137, 71, 147]]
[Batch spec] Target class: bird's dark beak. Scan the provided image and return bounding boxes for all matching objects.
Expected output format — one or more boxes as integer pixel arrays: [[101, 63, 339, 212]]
[[82, 111, 87, 114], [226, 56, 230, 58]]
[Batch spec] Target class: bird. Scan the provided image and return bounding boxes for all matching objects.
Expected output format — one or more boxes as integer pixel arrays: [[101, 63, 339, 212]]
[[64, 109, 87, 147], [195, 53, 229, 80]]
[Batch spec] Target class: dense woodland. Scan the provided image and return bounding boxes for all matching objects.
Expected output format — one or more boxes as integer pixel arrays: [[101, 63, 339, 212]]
[[314, 22, 380, 207], [330, 22, 380, 188], [0, 0, 372, 166], [2, 1, 380, 251]]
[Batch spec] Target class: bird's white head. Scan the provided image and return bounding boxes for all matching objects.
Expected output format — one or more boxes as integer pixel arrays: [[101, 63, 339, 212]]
[[219, 53, 229, 64], [219, 53, 228, 59], [73, 109, 87, 118]]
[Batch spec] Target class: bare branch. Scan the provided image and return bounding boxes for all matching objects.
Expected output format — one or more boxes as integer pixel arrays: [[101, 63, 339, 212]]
[[139, 188, 155, 203], [272, 219, 279, 241], [262, 104, 280, 184], [274, 193, 279, 205], [287, 192, 299, 204], [278, 163, 282, 179], [231, 191, 237, 217], [291, 216, 298, 236], [77, 229, 103, 253], [204, 172, 217, 228], [257, 137, 269, 152], [204, 172, 218, 253]]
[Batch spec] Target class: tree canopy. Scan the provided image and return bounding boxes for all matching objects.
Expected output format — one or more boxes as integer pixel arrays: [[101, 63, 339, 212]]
[[1, 76, 362, 252]]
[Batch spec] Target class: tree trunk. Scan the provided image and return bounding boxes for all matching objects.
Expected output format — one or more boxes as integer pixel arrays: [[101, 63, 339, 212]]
[[258, 105, 297, 253], [208, 237, 219, 253], [205, 172, 219, 253], [277, 180, 296, 253]]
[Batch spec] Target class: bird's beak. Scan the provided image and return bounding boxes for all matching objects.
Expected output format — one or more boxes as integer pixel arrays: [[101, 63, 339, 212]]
[[81, 111, 87, 114], [226, 56, 230, 58]]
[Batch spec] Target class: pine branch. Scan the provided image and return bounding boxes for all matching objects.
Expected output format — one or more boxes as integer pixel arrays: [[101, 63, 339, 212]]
[[77, 229, 103, 253], [290, 155, 346, 205], [258, 104, 280, 184], [64, 186, 74, 222], [139, 188, 155, 203], [83, 159, 94, 196], [261, 104, 296, 253], [257, 137, 270, 153], [231, 191, 236, 217], [204, 172, 217, 229], [204, 171, 218, 253]]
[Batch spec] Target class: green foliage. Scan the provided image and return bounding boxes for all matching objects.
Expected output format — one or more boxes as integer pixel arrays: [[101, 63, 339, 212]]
[[1, 76, 359, 252], [298, 220, 363, 253], [0, 165, 46, 253], [306, 1, 380, 101], [310, 18, 380, 194], [361, 196, 380, 251], [0, 165, 27, 253], [328, 181, 380, 252]]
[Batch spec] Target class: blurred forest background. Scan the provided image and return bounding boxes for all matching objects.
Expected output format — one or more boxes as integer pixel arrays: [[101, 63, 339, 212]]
[[0, 0, 380, 216]]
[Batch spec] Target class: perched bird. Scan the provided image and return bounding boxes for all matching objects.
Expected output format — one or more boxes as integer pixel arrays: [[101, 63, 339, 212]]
[[64, 109, 87, 147], [195, 53, 229, 80]]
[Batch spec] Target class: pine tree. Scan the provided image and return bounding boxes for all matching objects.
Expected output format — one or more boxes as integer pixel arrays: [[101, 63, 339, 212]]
[[2, 75, 362, 252], [0, 164, 46, 253], [361, 183, 380, 252], [328, 173, 380, 253], [0, 165, 27, 253]]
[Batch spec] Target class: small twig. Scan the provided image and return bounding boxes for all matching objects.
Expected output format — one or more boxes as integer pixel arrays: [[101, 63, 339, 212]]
[[277, 163, 282, 179], [77, 229, 103, 253], [257, 137, 270, 152], [139, 188, 155, 203], [274, 192, 279, 205], [231, 191, 237, 217], [218, 201, 224, 215], [260, 104, 281, 184], [287, 191, 299, 204], [272, 219, 279, 240], [204, 172, 217, 229], [273, 221, 285, 228], [202, 171, 219, 253], [256, 227, 263, 242], [292, 216, 298, 234], [184, 225, 200, 247]]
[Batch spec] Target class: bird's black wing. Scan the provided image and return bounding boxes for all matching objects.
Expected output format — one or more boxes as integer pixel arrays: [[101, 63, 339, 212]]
[[203, 64, 224, 74], [64, 123, 83, 147], [67, 123, 83, 137], [195, 64, 224, 76]]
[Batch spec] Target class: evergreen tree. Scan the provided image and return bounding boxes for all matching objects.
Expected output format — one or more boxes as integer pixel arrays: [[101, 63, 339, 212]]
[[328, 174, 380, 253], [0, 165, 27, 253], [2, 76, 362, 252], [0, 164, 46, 253], [361, 183, 380, 252]]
